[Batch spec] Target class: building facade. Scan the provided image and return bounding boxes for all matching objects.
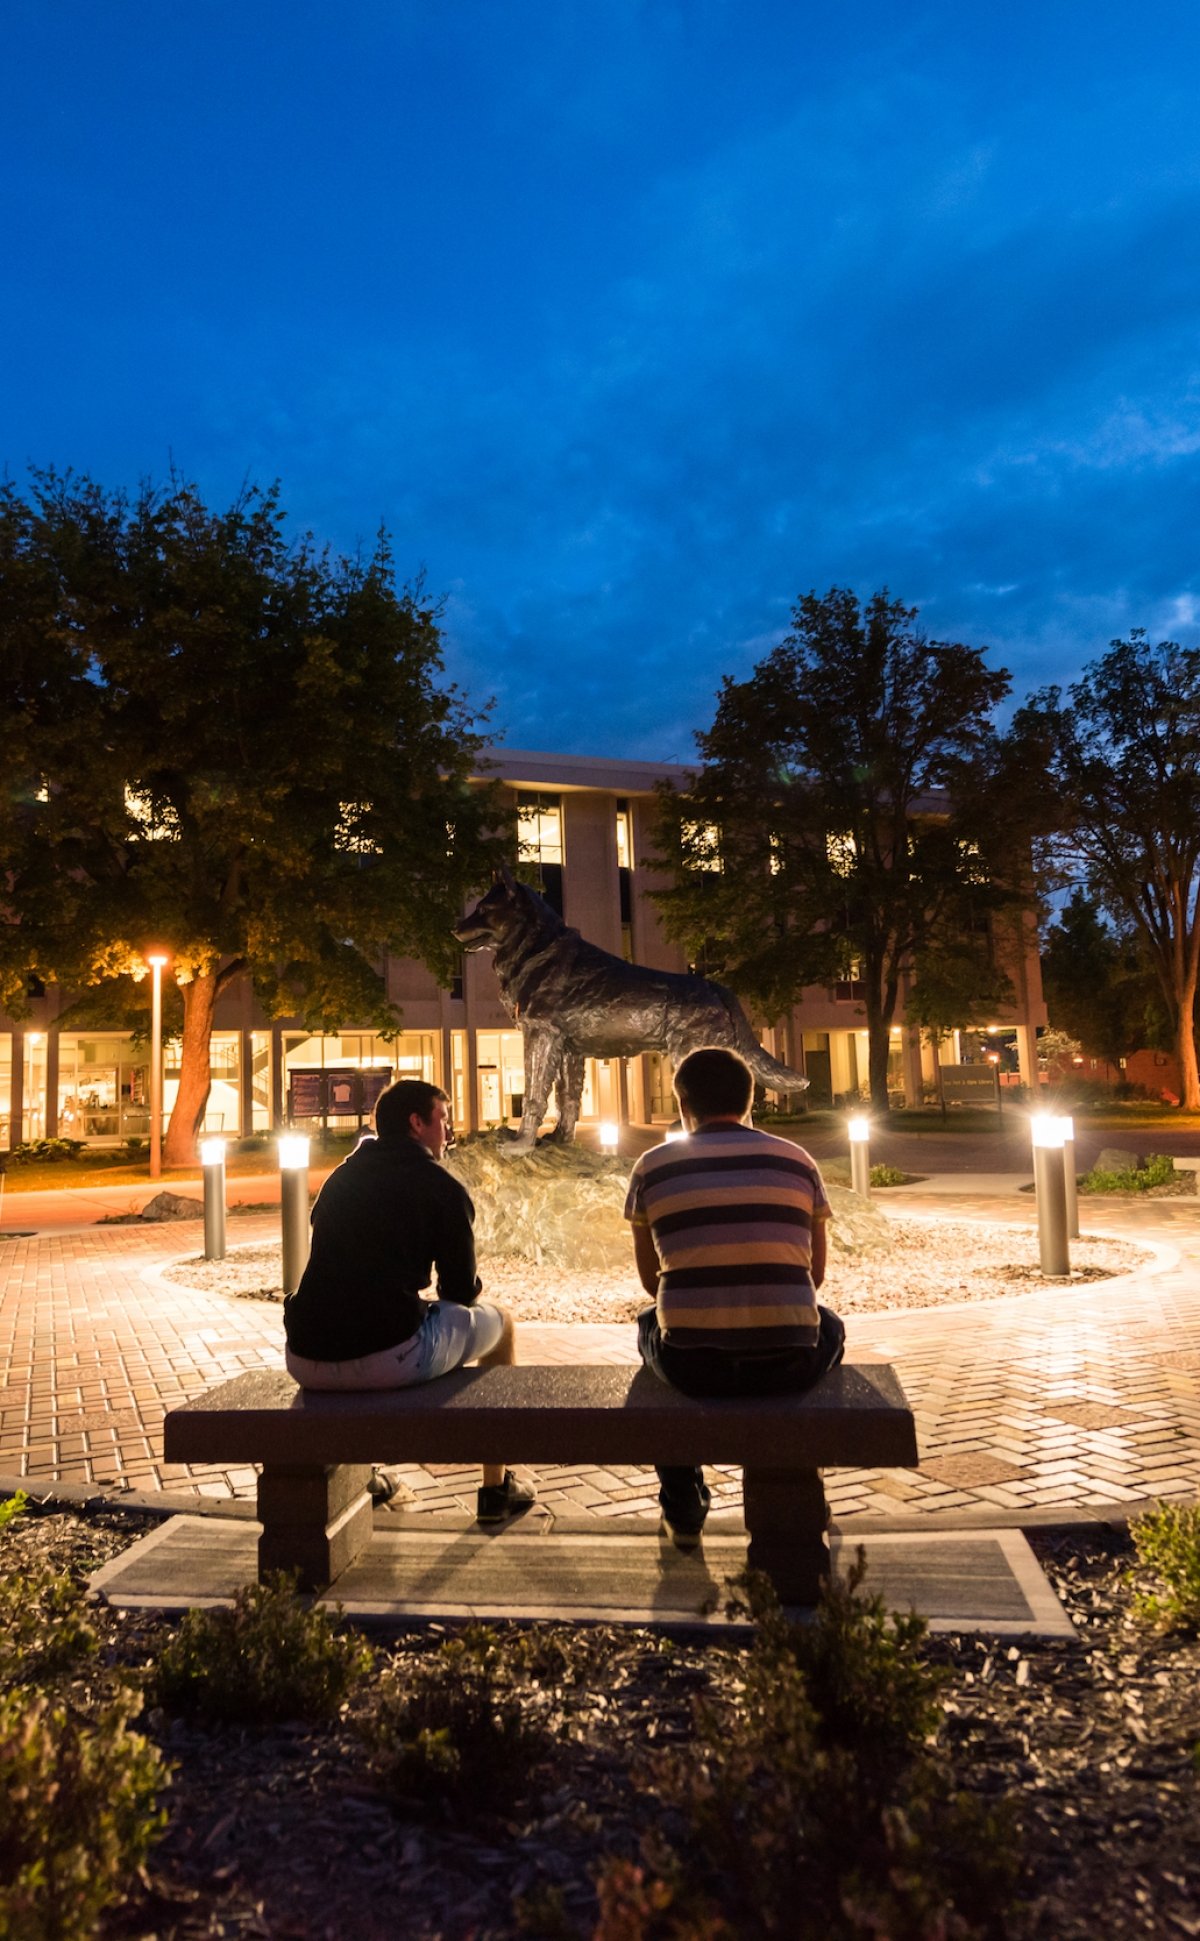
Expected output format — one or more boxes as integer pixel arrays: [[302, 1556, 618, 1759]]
[[0, 748, 1046, 1147]]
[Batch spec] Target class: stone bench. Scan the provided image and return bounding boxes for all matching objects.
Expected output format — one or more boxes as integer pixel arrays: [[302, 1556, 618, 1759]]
[[163, 1361, 919, 1605]]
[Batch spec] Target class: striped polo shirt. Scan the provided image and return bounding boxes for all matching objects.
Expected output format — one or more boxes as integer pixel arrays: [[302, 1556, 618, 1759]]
[[624, 1123, 830, 1350]]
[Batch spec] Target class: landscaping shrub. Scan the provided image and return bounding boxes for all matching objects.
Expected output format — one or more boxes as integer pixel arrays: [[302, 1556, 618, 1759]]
[[1129, 1502, 1200, 1634], [868, 1163, 911, 1188], [8, 1138, 86, 1164], [123, 1136, 147, 1156], [0, 1684, 168, 1940], [0, 1499, 99, 1692], [1079, 1153, 1177, 1194], [594, 1559, 1017, 1940], [367, 1626, 550, 1815], [153, 1573, 372, 1723]]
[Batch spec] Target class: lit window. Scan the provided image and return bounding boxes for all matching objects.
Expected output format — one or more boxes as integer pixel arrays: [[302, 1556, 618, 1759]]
[[826, 831, 857, 878], [334, 802, 381, 855], [615, 801, 631, 871], [124, 785, 180, 840], [517, 793, 564, 864], [958, 839, 986, 884], [682, 820, 722, 872]]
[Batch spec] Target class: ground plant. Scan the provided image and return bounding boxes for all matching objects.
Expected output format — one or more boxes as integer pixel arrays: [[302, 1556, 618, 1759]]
[[153, 1572, 373, 1723], [593, 1562, 1018, 1940], [1129, 1502, 1200, 1634], [0, 1496, 98, 1691], [366, 1625, 553, 1815], [7, 1138, 85, 1163], [1078, 1153, 1177, 1194], [0, 1684, 169, 1941]]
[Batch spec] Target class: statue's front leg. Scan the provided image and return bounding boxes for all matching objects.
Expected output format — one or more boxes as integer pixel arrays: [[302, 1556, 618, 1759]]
[[552, 1046, 586, 1143], [513, 1027, 559, 1149]]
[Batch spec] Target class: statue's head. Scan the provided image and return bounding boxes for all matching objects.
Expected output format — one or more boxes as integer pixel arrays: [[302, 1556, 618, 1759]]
[[454, 862, 559, 951]]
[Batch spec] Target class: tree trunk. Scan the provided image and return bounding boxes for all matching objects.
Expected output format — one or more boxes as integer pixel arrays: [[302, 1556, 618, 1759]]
[[1177, 997, 1200, 1110], [867, 1019, 892, 1114], [163, 973, 217, 1167]]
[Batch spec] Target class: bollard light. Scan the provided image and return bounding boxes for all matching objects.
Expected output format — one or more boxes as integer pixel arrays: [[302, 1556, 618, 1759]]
[[599, 1121, 619, 1153], [1031, 1115, 1070, 1277], [200, 1137, 227, 1261], [1059, 1114, 1079, 1240], [847, 1114, 871, 1197], [278, 1135, 311, 1296]]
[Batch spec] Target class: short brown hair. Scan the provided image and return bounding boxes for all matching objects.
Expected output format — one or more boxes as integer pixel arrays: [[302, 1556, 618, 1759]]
[[374, 1078, 449, 1139], [673, 1047, 753, 1121]]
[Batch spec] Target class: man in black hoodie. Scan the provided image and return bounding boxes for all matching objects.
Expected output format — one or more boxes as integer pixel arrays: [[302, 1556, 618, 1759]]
[[283, 1077, 534, 1524]]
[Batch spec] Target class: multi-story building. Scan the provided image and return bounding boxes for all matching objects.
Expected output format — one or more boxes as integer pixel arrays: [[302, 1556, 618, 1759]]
[[0, 748, 1046, 1147]]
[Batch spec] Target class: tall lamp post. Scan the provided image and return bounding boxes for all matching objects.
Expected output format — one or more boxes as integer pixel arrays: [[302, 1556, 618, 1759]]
[[146, 951, 169, 1180]]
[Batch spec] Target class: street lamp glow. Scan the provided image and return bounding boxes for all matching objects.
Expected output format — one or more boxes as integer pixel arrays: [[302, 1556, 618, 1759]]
[[847, 1116, 871, 1143], [599, 1121, 619, 1152], [200, 1138, 226, 1168], [278, 1135, 311, 1171], [1031, 1115, 1067, 1150], [145, 950, 169, 968]]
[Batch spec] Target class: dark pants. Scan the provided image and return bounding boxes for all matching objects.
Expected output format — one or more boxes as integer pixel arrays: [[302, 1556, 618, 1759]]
[[637, 1303, 847, 1532]]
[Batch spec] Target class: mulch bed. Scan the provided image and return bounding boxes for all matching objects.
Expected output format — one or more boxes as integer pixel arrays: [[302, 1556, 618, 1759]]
[[4, 1499, 1199, 1938]]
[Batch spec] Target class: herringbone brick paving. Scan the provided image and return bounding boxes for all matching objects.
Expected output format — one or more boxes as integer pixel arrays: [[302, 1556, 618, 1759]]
[[1, 1192, 1198, 1526]]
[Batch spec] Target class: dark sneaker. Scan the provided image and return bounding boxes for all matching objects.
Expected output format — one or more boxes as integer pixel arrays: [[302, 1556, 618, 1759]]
[[476, 1470, 536, 1524], [368, 1466, 411, 1507], [659, 1480, 711, 1550], [660, 1511, 706, 1551]]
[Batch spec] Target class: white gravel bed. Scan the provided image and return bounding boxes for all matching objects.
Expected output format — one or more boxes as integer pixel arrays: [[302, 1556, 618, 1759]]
[[162, 1216, 1152, 1322]]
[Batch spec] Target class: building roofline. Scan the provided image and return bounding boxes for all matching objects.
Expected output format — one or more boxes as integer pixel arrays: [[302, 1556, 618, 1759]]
[[477, 747, 694, 793]]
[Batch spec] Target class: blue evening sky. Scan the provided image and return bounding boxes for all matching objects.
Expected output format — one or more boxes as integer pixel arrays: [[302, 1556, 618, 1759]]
[[4, 1, 1199, 760]]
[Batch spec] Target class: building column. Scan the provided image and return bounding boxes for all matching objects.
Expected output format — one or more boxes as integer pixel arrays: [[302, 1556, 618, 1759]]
[[45, 1028, 61, 1139], [1015, 1023, 1037, 1091], [238, 1029, 254, 1139], [271, 1023, 285, 1128], [902, 1028, 923, 1107], [10, 1031, 25, 1146]]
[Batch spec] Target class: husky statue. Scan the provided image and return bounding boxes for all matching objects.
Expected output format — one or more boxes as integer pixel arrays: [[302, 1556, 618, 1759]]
[[454, 865, 807, 1149]]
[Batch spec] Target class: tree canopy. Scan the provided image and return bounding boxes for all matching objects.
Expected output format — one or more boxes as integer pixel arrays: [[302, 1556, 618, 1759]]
[[1015, 630, 1200, 1108], [0, 471, 506, 1161], [1040, 892, 1168, 1069], [649, 588, 1025, 1111]]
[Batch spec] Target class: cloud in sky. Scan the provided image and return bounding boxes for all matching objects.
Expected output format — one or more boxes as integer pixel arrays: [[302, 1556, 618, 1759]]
[[4, 0, 1200, 758]]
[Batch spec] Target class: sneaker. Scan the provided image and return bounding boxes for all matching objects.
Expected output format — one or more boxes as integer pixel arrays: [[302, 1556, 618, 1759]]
[[476, 1470, 536, 1524], [660, 1511, 706, 1551], [368, 1465, 411, 1507], [659, 1480, 711, 1550]]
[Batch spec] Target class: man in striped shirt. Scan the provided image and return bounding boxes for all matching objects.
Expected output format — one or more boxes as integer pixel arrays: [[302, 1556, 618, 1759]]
[[624, 1045, 845, 1545]]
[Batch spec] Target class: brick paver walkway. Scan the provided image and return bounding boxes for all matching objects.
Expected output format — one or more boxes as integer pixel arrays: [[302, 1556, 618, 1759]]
[[2, 1191, 1198, 1528]]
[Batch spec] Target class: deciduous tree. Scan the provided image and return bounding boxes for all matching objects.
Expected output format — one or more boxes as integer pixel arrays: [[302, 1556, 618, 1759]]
[[0, 471, 505, 1162], [1015, 633, 1200, 1110], [651, 588, 1024, 1112]]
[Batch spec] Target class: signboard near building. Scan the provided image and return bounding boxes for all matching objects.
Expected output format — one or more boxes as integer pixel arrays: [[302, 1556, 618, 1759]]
[[938, 1063, 1001, 1109], [287, 1068, 394, 1127]]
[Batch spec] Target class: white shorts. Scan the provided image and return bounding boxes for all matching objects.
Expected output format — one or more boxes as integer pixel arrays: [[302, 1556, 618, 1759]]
[[285, 1299, 506, 1392]]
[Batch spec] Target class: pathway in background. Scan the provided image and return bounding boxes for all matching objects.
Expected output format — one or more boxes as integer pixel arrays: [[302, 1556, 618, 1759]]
[[1, 1187, 1198, 1528]]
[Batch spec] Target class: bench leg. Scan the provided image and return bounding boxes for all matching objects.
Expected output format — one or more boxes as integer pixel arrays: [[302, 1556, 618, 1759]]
[[256, 1463, 374, 1591], [743, 1465, 830, 1606]]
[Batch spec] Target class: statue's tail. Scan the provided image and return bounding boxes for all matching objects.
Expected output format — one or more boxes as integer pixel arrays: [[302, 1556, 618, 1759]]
[[728, 1002, 809, 1093]]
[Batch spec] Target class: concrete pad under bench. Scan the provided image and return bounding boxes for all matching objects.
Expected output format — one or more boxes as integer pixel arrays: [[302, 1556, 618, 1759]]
[[90, 1516, 1076, 1639], [164, 1362, 918, 1606]]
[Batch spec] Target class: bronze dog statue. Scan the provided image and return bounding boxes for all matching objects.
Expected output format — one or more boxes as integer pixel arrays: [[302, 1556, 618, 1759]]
[[455, 865, 808, 1148]]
